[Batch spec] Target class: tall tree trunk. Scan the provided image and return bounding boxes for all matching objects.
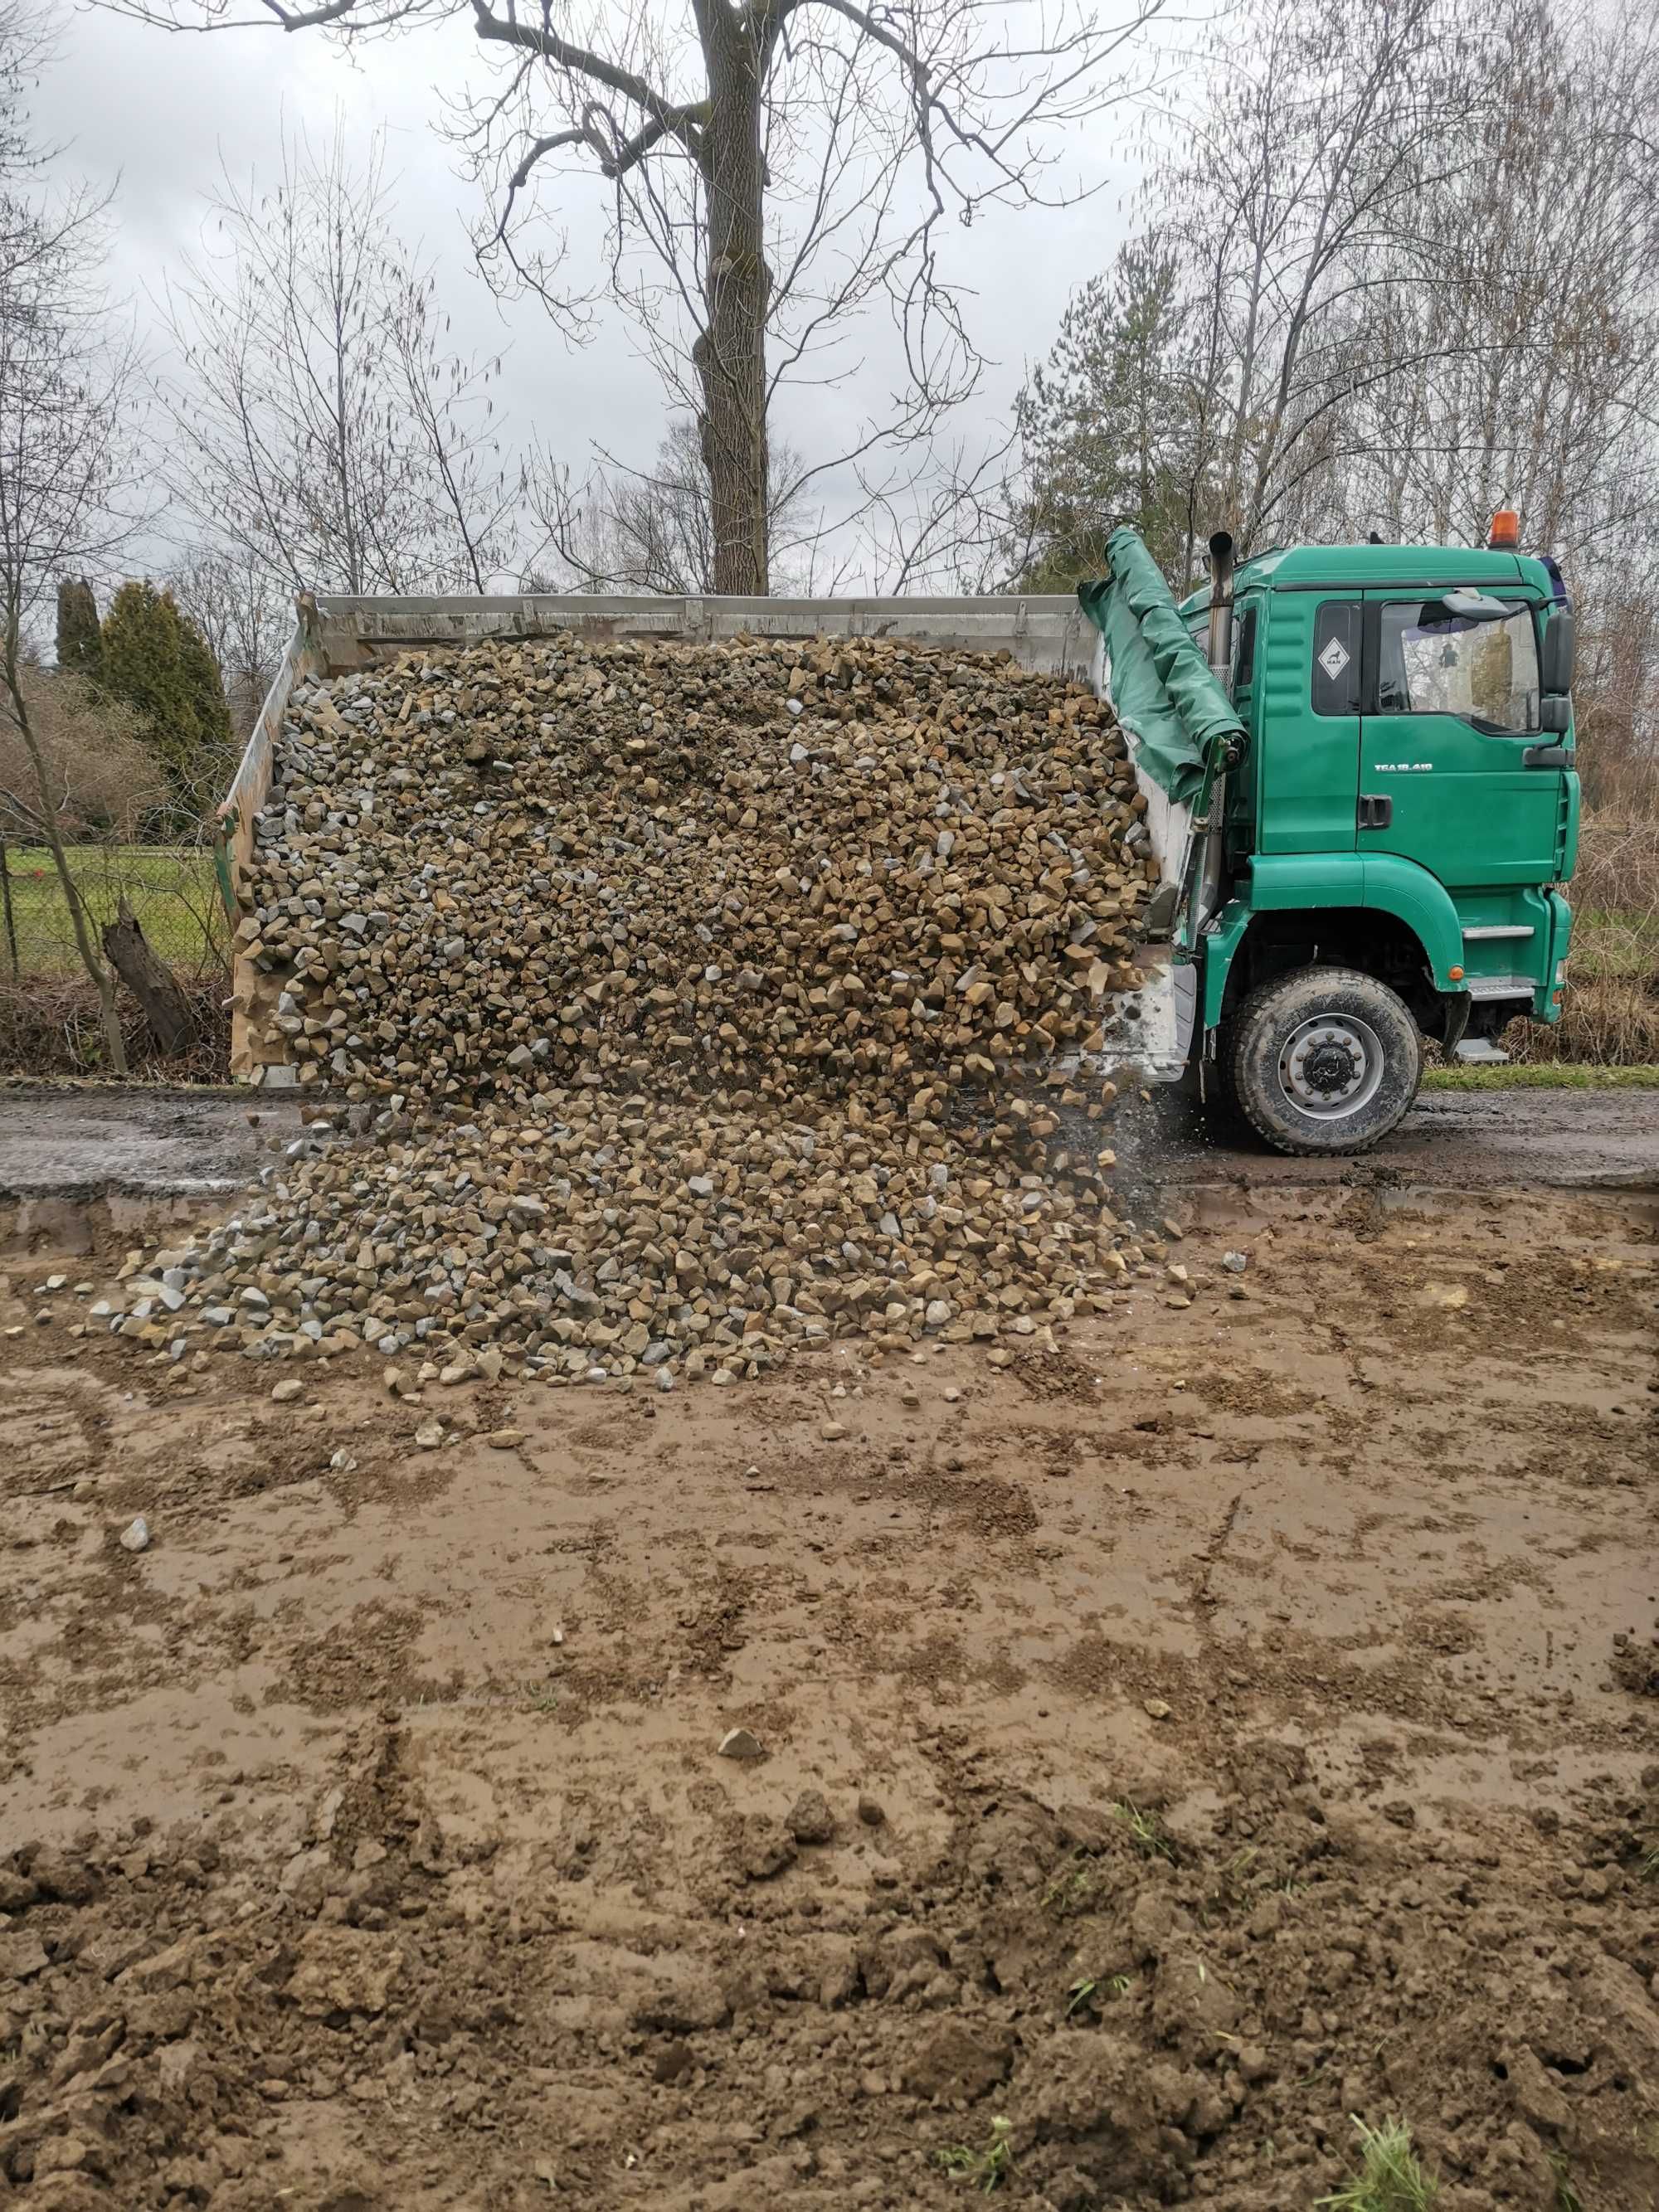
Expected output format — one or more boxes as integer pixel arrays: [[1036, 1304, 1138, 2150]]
[[697, 11, 771, 596]]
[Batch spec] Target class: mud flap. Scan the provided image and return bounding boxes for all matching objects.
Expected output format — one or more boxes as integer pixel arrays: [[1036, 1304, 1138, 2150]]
[[1097, 946, 1192, 1087]]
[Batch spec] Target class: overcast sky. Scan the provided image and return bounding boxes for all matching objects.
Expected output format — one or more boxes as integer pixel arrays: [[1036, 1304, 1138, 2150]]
[[32, 2, 1151, 584]]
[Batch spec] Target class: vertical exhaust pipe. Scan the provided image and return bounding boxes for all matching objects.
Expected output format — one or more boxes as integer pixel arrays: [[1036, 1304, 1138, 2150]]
[[1206, 529, 1235, 692], [1194, 530, 1236, 940]]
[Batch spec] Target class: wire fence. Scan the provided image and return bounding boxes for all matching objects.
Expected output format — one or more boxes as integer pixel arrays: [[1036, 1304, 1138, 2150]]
[[0, 839, 231, 982], [0, 839, 234, 1080]]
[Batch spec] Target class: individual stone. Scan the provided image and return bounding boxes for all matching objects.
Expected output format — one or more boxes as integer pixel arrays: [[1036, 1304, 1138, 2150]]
[[118, 1515, 150, 1554], [271, 1378, 304, 1403], [786, 1789, 837, 1845], [718, 1727, 766, 1761]]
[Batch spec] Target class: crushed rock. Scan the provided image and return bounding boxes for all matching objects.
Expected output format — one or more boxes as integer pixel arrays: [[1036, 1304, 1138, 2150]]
[[89, 635, 1165, 1385]]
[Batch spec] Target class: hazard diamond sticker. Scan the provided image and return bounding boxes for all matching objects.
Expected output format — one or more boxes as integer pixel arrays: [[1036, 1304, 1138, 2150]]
[[1318, 636, 1352, 681]]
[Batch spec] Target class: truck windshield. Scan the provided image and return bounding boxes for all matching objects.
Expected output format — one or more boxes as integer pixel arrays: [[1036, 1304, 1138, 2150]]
[[1377, 599, 1540, 734]]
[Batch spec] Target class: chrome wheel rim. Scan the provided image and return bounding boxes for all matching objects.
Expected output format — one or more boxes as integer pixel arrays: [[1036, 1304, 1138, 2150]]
[[1278, 1014, 1386, 1118]]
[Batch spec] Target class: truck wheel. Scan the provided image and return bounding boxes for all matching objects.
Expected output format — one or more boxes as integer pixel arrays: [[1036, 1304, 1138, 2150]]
[[1228, 968, 1422, 1156]]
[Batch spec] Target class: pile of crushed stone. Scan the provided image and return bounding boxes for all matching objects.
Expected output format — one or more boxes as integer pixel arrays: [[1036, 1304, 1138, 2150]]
[[239, 634, 1150, 1103], [94, 634, 1162, 1384]]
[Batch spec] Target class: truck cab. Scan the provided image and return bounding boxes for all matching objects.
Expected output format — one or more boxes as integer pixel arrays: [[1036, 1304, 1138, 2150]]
[[1082, 523, 1579, 1153]]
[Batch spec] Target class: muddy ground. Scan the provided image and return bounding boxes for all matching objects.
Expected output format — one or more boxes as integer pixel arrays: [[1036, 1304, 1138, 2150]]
[[0, 1150, 1656, 2209]]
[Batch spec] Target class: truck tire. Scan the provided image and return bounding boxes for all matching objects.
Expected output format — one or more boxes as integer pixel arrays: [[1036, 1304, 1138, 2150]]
[[1228, 967, 1422, 1156]]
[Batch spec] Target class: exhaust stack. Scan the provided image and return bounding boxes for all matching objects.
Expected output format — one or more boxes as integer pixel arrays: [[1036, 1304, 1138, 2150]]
[[1207, 529, 1236, 692]]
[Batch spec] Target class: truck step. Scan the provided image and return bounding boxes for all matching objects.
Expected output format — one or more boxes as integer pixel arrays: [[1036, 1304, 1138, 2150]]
[[1463, 975, 1535, 1000], [1453, 1039, 1511, 1065]]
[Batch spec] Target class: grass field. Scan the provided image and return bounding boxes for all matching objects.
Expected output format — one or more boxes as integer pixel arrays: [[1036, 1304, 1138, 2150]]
[[1570, 907, 1659, 976], [1, 846, 225, 975], [1423, 1062, 1659, 1091]]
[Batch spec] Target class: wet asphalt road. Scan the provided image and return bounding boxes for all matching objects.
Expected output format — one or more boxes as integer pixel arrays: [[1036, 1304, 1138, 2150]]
[[0, 1081, 1653, 1201]]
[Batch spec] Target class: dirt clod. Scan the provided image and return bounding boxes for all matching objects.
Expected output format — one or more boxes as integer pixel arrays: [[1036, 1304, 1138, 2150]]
[[786, 1788, 837, 1845]]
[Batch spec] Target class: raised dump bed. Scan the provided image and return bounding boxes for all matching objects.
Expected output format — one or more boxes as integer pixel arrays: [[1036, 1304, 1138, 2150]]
[[212, 590, 1100, 1087]]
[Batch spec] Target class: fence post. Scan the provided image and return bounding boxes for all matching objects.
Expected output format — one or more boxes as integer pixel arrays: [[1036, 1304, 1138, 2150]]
[[0, 833, 17, 977]]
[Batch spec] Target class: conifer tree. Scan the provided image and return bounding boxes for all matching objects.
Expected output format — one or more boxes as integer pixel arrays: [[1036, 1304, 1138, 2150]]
[[54, 577, 103, 679], [100, 580, 234, 812]]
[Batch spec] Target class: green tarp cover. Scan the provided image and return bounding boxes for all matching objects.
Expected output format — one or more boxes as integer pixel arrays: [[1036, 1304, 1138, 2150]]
[[1077, 525, 1244, 805]]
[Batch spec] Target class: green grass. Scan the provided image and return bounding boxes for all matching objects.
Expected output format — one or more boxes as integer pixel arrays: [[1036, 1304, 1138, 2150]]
[[1041, 1850, 1104, 1918], [1067, 1972, 1132, 2014], [1550, 2155, 1584, 2212], [1572, 906, 1659, 980], [937, 2117, 1014, 2193], [1110, 1801, 1175, 1861], [2, 845, 222, 975], [1316, 2118, 1438, 2212], [1423, 1062, 1659, 1091]]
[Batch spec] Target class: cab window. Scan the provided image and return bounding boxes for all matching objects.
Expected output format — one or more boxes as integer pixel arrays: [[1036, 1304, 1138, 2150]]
[[1378, 599, 1540, 733]]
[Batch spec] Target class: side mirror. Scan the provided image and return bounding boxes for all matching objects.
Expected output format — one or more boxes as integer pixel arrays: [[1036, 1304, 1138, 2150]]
[[1540, 607, 1574, 694], [1539, 694, 1571, 735], [1438, 588, 1514, 623]]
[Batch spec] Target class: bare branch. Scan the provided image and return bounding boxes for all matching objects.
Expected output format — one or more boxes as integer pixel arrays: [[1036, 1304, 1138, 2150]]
[[90, 0, 1168, 593]]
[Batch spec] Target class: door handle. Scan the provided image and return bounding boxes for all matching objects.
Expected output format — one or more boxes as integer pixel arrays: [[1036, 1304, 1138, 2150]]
[[1357, 795, 1393, 829]]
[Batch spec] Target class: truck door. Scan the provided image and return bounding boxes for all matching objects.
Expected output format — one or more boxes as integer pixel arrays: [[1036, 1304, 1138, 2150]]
[[1255, 595, 1360, 854], [1360, 593, 1561, 886]]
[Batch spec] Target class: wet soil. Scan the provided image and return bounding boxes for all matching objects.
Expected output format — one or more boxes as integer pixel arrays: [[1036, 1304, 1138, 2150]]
[[0, 1178, 1655, 2210]]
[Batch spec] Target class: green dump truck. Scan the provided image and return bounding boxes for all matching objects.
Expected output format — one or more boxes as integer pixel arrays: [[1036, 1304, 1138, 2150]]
[[1079, 519, 1579, 1153], [220, 526, 1577, 1157]]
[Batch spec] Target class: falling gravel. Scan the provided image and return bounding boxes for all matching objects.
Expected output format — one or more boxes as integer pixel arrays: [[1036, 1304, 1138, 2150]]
[[99, 633, 1159, 1383]]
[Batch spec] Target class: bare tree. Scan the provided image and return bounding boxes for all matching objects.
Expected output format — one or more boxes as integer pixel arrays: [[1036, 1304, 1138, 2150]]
[[0, 2, 54, 190], [0, 664, 166, 845], [531, 415, 830, 594], [0, 19, 145, 1068], [1573, 555, 1659, 815], [844, 430, 1025, 593], [167, 545, 289, 733], [162, 122, 521, 598], [94, 0, 1166, 596], [1136, 0, 1486, 557], [1335, 0, 1659, 807], [1011, 0, 1655, 585], [1347, 0, 1659, 560]]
